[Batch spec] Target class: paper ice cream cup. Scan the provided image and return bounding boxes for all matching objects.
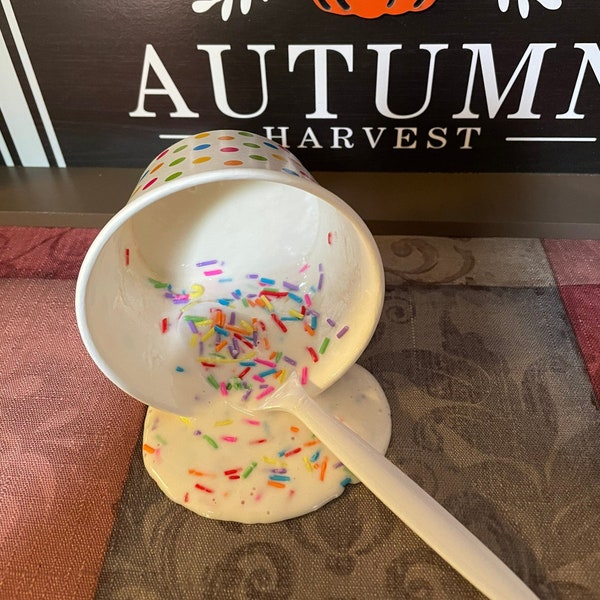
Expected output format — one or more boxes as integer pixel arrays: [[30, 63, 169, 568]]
[[75, 130, 384, 416]]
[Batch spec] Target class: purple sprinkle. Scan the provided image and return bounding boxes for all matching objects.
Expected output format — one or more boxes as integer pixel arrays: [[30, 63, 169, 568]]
[[337, 325, 349, 339], [199, 341, 204, 355], [283, 281, 300, 291], [187, 320, 199, 334], [318, 273, 324, 290], [283, 356, 297, 366], [194, 429, 202, 436], [242, 389, 252, 401], [319, 263, 323, 272], [196, 259, 218, 267], [247, 293, 257, 299], [229, 311, 236, 324], [246, 274, 259, 279], [271, 468, 288, 474], [172, 298, 189, 304], [327, 318, 336, 327]]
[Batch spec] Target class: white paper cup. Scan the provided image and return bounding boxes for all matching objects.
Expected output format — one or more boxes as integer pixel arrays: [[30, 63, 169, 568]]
[[76, 130, 384, 415]]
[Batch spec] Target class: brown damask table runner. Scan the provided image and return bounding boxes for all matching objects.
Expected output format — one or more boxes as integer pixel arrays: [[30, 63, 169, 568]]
[[1, 227, 599, 599]]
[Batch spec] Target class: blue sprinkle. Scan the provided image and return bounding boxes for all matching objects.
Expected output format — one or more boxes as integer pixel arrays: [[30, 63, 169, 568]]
[[340, 477, 352, 487], [214, 325, 229, 337], [175, 366, 185, 373], [288, 293, 303, 304], [269, 474, 291, 482]]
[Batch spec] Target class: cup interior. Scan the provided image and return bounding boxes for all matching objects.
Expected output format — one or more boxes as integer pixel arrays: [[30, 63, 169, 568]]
[[77, 175, 384, 415]]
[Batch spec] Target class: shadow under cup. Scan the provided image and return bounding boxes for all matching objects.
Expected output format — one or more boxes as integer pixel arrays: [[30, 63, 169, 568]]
[[76, 163, 384, 417]]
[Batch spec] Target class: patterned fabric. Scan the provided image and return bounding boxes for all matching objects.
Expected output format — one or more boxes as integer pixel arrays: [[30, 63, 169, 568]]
[[1, 228, 599, 600]]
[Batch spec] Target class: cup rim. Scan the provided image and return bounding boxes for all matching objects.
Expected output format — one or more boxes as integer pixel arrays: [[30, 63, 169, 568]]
[[75, 166, 384, 409]]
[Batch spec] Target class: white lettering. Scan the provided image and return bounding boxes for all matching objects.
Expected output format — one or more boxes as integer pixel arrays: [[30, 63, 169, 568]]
[[556, 43, 600, 119], [453, 43, 556, 119], [196, 44, 275, 118], [288, 45, 353, 119], [394, 127, 418, 149], [129, 44, 199, 118], [298, 126, 323, 148], [368, 44, 448, 119], [331, 127, 354, 148]]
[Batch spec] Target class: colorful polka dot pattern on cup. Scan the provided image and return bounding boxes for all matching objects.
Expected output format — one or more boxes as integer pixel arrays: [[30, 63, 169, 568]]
[[129, 131, 315, 202]]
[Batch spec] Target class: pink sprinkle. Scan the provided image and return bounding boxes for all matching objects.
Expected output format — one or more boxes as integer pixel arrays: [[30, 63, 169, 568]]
[[220, 381, 228, 396], [221, 435, 238, 443], [253, 374, 265, 383], [244, 419, 261, 426], [256, 386, 275, 400], [255, 358, 277, 368], [299, 264, 309, 273], [204, 269, 223, 276], [301, 366, 308, 386], [304, 294, 312, 307]]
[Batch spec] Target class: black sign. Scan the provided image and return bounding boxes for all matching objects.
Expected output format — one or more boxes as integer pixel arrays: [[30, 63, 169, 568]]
[[1, 0, 598, 172]]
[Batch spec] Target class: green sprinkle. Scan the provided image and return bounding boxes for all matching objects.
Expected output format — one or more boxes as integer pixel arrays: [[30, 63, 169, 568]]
[[242, 461, 258, 478], [148, 278, 169, 288], [203, 434, 218, 449], [207, 375, 219, 389], [242, 298, 249, 308], [156, 434, 168, 445], [184, 315, 212, 323], [274, 351, 283, 363], [319, 337, 330, 354]]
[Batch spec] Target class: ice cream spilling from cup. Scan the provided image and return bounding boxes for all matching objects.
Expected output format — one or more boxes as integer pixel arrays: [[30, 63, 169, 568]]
[[135, 242, 391, 523]]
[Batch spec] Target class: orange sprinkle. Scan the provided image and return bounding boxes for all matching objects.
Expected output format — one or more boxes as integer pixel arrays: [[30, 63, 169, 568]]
[[254, 297, 265, 307], [303, 440, 319, 447], [290, 426, 300, 433], [274, 370, 283, 379], [225, 325, 250, 335], [268, 480, 286, 489], [320, 457, 329, 481], [143, 444, 156, 454], [215, 340, 228, 352], [304, 323, 315, 336], [263, 337, 271, 350], [269, 351, 277, 360]]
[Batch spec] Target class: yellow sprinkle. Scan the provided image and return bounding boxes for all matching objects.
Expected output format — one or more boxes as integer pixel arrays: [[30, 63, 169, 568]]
[[240, 320, 254, 334], [303, 456, 313, 472], [263, 456, 278, 465], [189, 333, 199, 348], [262, 296, 274, 311], [201, 327, 215, 341], [215, 419, 233, 427], [190, 283, 205, 298], [279, 369, 287, 383], [179, 416, 191, 426], [180, 300, 200, 313], [289, 309, 304, 319]]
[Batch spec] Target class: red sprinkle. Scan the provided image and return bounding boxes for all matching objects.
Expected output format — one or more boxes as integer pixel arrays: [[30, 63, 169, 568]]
[[238, 366, 251, 379], [285, 447, 302, 457], [271, 313, 288, 332], [307, 347, 319, 363], [194, 483, 214, 493], [250, 438, 268, 444], [125, 248, 130, 266], [161, 318, 168, 333]]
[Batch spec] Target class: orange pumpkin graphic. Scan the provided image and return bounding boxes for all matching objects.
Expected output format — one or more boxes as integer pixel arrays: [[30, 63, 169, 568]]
[[313, 0, 438, 18]]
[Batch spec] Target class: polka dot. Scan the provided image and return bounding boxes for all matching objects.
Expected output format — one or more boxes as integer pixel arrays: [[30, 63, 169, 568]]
[[193, 143, 211, 151], [195, 132, 210, 139], [238, 131, 254, 137], [139, 169, 149, 181], [193, 156, 211, 164], [150, 162, 164, 174], [169, 157, 186, 166], [174, 144, 188, 153], [249, 154, 268, 161], [243, 142, 261, 148], [218, 135, 235, 140], [282, 168, 300, 177], [224, 160, 244, 166], [271, 153, 285, 161], [264, 142, 279, 149], [220, 147, 239, 153], [165, 171, 183, 181], [142, 177, 158, 190], [156, 149, 169, 160]]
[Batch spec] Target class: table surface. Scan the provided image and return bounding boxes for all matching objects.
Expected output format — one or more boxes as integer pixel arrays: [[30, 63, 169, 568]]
[[1, 226, 599, 600]]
